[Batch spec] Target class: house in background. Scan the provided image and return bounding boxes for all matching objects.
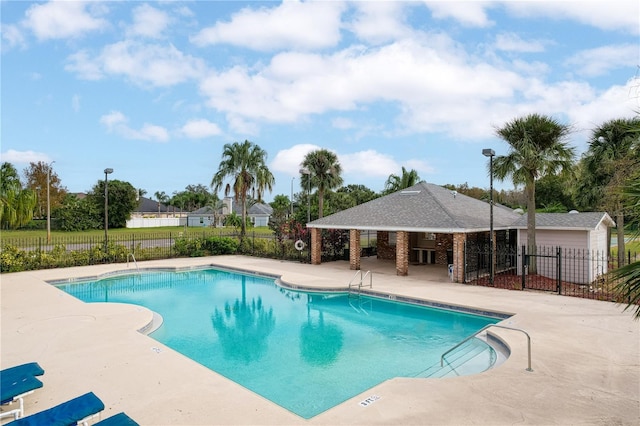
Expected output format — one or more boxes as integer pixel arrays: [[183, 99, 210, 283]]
[[126, 197, 184, 228], [187, 197, 273, 228]]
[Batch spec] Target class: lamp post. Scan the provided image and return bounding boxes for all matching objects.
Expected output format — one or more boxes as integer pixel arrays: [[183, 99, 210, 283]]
[[299, 167, 311, 223], [104, 168, 113, 251], [290, 177, 295, 217], [46, 161, 55, 243], [299, 167, 312, 263], [482, 149, 495, 286]]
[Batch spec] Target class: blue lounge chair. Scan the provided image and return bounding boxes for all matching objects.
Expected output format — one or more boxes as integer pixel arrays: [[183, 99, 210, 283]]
[[95, 412, 139, 426], [1, 363, 45, 420], [1, 363, 44, 379], [8, 392, 105, 426]]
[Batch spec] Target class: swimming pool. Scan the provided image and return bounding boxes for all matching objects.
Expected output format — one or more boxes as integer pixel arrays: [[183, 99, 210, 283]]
[[54, 268, 504, 419]]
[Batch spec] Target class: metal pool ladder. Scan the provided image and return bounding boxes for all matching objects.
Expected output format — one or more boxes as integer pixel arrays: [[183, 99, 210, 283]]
[[441, 324, 533, 372], [348, 270, 372, 297], [348, 270, 373, 314], [127, 253, 140, 273]]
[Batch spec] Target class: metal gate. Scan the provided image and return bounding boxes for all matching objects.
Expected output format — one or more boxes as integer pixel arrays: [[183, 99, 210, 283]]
[[522, 246, 561, 293]]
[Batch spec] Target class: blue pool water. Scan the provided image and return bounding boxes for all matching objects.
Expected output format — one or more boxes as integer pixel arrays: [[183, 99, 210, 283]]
[[55, 268, 501, 419]]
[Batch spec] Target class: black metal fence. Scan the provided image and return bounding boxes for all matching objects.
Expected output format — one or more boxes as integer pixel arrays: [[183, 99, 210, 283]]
[[465, 244, 638, 302], [0, 232, 310, 272]]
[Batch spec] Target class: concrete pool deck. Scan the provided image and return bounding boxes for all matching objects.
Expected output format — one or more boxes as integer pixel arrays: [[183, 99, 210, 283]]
[[1, 255, 638, 425]]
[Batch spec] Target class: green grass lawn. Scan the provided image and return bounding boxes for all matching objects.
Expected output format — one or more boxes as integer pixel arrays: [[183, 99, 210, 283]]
[[1, 226, 274, 241]]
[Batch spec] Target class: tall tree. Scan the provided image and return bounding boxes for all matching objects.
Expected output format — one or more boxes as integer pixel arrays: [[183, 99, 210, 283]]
[[493, 114, 575, 268], [300, 149, 343, 219], [383, 167, 421, 194], [170, 185, 213, 212], [211, 140, 274, 237], [24, 161, 67, 219], [575, 117, 640, 266], [86, 179, 139, 229], [0, 162, 37, 229], [154, 191, 169, 214], [336, 184, 378, 206], [535, 173, 576, 212], [612, 172, 640, 319], [207, 196, 225, 227]]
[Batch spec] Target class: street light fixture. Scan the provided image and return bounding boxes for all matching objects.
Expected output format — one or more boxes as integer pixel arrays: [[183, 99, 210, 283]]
[[299, 167, 311, 223], [290, 177, 295, 217], [46, 161, 55, 243], [299, 167, 312, 263], [104, 168, 113, 252], [482, 148, 495, 286]]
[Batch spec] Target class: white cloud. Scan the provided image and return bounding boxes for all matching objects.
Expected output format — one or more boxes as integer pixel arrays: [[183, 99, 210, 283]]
[[190, 1, 345, 51], [565, 44, 640, 77], [180, 119, 222, 139], [340, 150, 400, 177], [99, 111, 169, 142], [23, 1, 108, 40], [505, 1, 640, 35], [331, 117, 354, 130], [405, 159, 435, 176], [348, 2, 412, 44], [199, 38, 523, 139], [270, 144, 321, 175], [494, 33, 546, 53], [66, 41, 206, 87], [1, 23, 27, 51], [139, 123, 170, 142], [566, 80, 639, 135], [100, 111, 127, 128], [0, 149, 49, 164], [65, 50, 104, 80], [425, 1, 494, 27], [128, 4, 170, 39]]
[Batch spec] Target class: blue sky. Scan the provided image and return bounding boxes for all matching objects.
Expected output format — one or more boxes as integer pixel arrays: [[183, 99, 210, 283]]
[[2, 1, 638, 202]]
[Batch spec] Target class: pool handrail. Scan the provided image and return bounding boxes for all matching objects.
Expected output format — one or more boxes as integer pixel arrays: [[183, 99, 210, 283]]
[[441, 324, 532, 372], [348, 270, 372, 295], [127, 253, 139, 273]]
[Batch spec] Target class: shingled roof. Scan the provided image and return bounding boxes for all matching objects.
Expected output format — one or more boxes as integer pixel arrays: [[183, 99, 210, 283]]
[[308, 181, 522, 233], [512, 212, 615, 230], [135, 196, 175, 213]]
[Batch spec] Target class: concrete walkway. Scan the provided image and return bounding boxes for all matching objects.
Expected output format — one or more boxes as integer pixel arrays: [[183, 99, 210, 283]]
[[1, 256, 638, 425]]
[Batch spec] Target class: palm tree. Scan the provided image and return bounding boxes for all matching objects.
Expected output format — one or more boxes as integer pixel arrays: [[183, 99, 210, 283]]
[[612, 174, 640, 319], [493, 114, 575, 271], [154, 191, 169, 215], [383, 167, 421, 194], [0, 162, 37, 229], [211, 140, 274, 238], [207, 197, 225, 227], [301, 149, 343, 219], [575, 117, 640, 266]]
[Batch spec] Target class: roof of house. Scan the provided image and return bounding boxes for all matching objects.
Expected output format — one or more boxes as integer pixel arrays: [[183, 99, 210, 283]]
[[512, 212, 615, 230], [308, 181, 522, 233], [238, 202, 273, 216], [189, 202, 273, 217], [134, 196, 174, 213]]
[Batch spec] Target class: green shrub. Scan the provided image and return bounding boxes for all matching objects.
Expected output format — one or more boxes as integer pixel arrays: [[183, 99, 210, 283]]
[[173, 236, 239, 257], [1, 245, 28, 272], [204, 237, 239, 255]]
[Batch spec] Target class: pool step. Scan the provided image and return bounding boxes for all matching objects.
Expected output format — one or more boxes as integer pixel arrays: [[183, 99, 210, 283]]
[[417, 338, 496, 378]]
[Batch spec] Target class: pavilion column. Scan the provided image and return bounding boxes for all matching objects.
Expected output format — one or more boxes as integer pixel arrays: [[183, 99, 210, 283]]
[[452, 233, 466, 283], [395, 231, 409, 276], [349, 229, 361, 270], [310, 228, 322, 265]]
